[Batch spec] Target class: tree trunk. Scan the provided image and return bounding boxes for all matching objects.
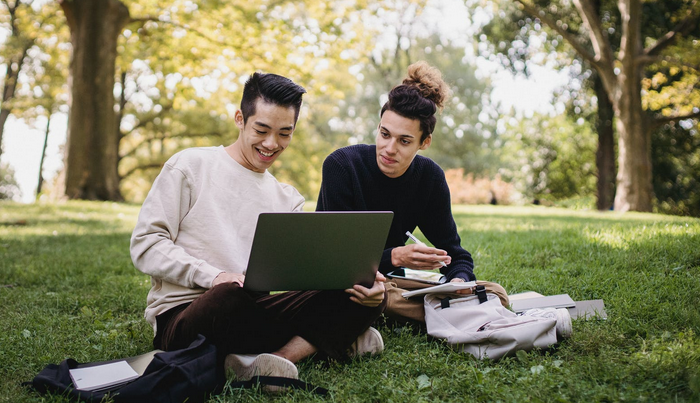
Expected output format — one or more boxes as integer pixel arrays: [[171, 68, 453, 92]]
[[0, 46, 29, 159], [612, 0, 653, 212], [36, 113, 51, 199], [594, 74, 616, 211], [60, 0, 129, 201]]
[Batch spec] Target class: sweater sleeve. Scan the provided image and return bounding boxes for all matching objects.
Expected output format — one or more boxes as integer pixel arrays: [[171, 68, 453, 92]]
[[419, 170, 476, 281], [316, 153, 356, 211], [130, 163, 224, 289]]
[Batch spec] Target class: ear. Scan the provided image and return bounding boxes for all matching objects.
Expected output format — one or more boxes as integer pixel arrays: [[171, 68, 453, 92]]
[[419, 135, 432, 150], [234, 110, 245, 131]]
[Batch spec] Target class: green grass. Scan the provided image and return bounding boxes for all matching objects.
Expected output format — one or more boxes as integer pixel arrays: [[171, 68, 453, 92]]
[[1, 201, 699, 402]]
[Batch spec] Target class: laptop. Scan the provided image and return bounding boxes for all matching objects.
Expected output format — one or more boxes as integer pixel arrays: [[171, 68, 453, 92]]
[[243, 211, 393, 292]]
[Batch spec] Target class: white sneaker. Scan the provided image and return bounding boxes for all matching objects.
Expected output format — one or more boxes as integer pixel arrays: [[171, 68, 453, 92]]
[[225, 353, 298, 390], [349, 327, 384, 357], [521, 308, 573, 339]]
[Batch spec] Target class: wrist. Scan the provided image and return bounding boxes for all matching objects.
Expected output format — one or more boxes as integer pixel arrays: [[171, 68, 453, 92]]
[[390, 248, 400, 267]]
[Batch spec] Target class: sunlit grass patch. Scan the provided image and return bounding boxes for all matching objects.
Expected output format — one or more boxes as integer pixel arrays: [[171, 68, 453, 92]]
[[1, 200, 699, 402]]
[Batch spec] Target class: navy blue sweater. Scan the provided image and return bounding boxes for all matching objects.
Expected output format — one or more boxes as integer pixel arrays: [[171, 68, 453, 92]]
[[316, 144, 475, 281]]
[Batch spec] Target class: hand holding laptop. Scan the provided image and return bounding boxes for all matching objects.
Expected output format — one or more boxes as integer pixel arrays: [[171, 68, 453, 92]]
[[345, 272, 387, 307]]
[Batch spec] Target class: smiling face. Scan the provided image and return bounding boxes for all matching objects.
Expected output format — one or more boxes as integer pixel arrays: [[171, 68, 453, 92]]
[[227, 99, 297, 173], [375, 110, 432, 178]]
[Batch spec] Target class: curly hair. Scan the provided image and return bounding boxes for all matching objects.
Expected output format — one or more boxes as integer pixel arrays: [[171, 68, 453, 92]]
[[380, 61, 450, 142]]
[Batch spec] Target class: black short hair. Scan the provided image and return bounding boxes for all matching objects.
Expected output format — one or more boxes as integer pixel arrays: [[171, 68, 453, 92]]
[[240, 72, 307, 125]]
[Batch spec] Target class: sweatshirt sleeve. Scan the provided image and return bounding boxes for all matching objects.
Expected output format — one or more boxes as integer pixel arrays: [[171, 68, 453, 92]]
[[419, 169, 476, 282], [130, 162, 224, 289]]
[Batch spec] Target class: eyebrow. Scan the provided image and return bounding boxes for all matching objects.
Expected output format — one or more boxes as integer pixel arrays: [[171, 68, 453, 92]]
[[380, 125, 415, 138], [254, 121, 294, 131]]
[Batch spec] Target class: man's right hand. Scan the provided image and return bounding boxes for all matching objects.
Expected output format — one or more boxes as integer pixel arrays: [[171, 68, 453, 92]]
[[212, 272, 245, 287], [391, 244, 451, 270]]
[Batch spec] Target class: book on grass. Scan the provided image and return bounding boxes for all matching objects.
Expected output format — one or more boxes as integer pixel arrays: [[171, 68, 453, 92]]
[[509, 294, 576, 313], [401, 281, 478, 298], [69, 360, 139, 391], [569, 299, 607, 320]]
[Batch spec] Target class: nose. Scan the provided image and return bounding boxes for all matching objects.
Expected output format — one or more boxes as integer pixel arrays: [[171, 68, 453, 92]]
[[385, 138, 397, 155], [261, 133, 278, 150]]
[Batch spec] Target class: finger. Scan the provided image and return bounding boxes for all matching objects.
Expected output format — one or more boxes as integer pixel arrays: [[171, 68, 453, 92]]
[[347, 287, 373, 300], [352, 285, 372, 297], [455, 288, 473, 295], [413, 245, 448, 255], [375, 272, 386, 282]]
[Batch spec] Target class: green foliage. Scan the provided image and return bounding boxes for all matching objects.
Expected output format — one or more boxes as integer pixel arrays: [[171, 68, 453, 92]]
[[652, 122, 700, 217], [0, 162, 20, 200], [112, 0, 366, 201], [324, 0, 497, 177], [2, 201, 700, 402], [499, 113, 597, 202], [0, 0, 70, 121], [480, 0, 700, 213]]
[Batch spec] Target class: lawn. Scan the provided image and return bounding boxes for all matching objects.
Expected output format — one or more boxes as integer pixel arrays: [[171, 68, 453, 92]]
[[1, 201, 699, 402]]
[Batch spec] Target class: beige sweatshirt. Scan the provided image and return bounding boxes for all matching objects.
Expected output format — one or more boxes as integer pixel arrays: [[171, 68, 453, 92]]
[[130, 146, 304, 333]]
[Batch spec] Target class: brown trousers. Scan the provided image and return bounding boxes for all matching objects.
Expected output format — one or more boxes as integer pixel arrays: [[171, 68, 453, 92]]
[[154, 283, 386, 361], [385, 279, 510, 323]]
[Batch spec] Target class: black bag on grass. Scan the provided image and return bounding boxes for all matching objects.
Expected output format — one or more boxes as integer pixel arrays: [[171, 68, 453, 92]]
[[27, 334, 223, 403]]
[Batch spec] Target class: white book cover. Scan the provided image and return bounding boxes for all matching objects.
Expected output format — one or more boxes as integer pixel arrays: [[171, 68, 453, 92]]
[[69, 360, 139, 391]]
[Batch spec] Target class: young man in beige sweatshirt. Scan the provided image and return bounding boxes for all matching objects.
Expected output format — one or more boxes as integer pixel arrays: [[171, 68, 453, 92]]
[[130, 72, 386, 383]]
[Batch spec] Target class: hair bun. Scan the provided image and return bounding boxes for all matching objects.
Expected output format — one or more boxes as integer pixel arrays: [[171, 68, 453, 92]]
[[402, 61, 449, 110]]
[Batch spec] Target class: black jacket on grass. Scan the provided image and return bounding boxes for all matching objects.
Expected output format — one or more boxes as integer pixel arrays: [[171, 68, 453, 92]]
[[316, 144, 475, 282]]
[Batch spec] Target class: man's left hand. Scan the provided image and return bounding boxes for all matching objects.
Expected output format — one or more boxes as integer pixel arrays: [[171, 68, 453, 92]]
[[346, 272, 386, 307]]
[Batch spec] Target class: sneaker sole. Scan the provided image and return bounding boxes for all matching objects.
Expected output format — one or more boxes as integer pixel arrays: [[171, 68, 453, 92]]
[[225, 353, 299, 381]]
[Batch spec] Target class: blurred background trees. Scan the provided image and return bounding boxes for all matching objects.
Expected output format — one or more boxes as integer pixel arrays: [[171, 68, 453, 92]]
[[1, 0, 698, 216], [479, 0, 699, 213]]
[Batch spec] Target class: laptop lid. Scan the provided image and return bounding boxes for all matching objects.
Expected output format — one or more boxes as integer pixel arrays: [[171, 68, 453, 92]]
[[243, 211, 393, 292]]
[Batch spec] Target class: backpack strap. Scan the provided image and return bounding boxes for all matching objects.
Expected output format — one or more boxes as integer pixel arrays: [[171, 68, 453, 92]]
[[440, 297, 452, 309], [475, 285, 488, 304]]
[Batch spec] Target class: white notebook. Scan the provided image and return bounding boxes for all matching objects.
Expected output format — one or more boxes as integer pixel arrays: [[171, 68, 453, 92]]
[[69, 360, 139, 391]]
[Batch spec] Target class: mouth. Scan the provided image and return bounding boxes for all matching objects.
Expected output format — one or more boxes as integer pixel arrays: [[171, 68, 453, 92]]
[[257, 148, 276, 159], [380, 154, 397, 164]]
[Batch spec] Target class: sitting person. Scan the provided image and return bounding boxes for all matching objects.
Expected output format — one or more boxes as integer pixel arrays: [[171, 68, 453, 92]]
[[316, 62, 474, 285], [316, 62, 513, 324], [130, 72, 387, 387]]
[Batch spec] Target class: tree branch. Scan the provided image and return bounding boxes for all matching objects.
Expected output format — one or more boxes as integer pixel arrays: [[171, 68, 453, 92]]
[[120, 131, 225, 159], [651, 108, 700, 130], [125, 103, 173, 133], [573, 0, 615, 66], [120, 162, 165, 179], [125, 16, 268, 62], [641, 7, 700, 63], [513, 0, 600, 69], [636, 55, 700, 73]]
